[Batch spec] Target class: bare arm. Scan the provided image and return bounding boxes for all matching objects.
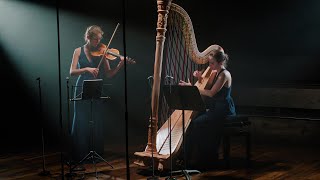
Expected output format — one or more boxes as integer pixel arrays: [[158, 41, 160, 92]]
[[104, 57, 124, 78], [199, 71, 228, 97]]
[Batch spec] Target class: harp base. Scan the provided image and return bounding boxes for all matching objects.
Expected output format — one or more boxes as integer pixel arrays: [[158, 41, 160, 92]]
[[134, 151, 170, 171]]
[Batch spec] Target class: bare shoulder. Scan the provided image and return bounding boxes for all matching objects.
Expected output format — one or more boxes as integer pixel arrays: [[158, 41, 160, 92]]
[[219, 69, 232, 82], [223, 69, 231, 78], [223, 69, 232, 87], [74, 47, 81, 54], [218, 69, 229, 79], [72, 47, 82, 58]]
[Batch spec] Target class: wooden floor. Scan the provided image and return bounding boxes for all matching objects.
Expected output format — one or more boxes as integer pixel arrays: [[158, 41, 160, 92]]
[[1, 137, 320, 180]]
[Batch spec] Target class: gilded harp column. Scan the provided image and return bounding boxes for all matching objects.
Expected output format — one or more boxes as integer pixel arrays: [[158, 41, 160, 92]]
[[147, 0, 173, 153], [134, 0, 173, 170]]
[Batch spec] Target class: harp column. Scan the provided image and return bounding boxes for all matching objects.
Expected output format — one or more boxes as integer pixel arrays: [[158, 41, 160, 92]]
[[146, 0, 173, 153]]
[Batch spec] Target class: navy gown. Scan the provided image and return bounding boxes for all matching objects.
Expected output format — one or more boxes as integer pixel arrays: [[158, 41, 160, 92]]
[[186, 69, 236, 165], [71, 46, 106, 162]]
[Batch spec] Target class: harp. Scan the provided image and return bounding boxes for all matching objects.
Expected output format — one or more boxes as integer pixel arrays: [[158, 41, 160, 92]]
[[134, 0, 224, 171]]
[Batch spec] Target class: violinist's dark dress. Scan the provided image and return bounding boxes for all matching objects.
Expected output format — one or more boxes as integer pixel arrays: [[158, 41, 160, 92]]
[[71, 46, 106, 162]]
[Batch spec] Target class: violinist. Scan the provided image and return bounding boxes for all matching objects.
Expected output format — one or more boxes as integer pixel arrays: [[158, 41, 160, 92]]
[[69, 25, 129, 167], [70, 25, 129, 79]]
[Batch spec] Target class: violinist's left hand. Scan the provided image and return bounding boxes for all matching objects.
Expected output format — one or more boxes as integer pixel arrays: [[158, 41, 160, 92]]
[[121, 56, 136, 64]]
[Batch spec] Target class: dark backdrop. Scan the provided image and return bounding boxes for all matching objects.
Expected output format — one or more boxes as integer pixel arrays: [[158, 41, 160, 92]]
[[1, 0, 320, 153], [177, 0, 320, 87]]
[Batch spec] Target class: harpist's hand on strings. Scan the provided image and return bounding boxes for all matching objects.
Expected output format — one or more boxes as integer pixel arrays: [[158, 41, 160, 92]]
[[193, 70, 203, 82], [86, 67, 99, 78], [178, 78, 192, 86]]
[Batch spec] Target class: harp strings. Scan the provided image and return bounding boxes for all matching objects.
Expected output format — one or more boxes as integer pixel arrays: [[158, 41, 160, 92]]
[[158, 7, 206, 126], [164, 10, 200, 85]]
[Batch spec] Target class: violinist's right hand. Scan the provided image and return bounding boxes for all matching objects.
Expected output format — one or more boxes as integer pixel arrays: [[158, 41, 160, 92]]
[[86, 67, 99, 78]]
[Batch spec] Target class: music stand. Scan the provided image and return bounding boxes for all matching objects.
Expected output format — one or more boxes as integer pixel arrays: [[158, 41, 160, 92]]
[[71, 79, 113, 178], [163, 85, 205, 180]]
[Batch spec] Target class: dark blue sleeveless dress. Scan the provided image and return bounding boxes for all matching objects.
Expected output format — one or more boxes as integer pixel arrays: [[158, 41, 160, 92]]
[[71, 46, 106, 162], [186, 69, 236, 165]]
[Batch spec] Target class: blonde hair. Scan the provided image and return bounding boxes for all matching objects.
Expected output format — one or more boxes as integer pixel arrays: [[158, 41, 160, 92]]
[[84, 25, 104, 42]]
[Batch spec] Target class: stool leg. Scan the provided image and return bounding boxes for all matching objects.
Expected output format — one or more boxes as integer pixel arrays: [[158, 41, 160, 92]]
[[223, 135, 230, 168]]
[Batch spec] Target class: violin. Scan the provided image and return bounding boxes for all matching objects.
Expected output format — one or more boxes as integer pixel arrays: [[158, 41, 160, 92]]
[[91, 43, 136, 64]]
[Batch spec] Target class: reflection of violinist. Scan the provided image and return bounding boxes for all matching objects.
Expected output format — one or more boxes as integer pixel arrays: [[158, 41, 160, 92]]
[[69, 25, 127, 164]]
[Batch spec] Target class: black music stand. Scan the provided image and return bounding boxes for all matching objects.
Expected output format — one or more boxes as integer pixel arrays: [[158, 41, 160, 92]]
[[163, 85, 205, 180], [71, 79, 113, 178]]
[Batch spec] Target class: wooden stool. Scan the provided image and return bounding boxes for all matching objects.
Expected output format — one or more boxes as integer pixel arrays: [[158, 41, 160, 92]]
[[222, 115, 251, 168]]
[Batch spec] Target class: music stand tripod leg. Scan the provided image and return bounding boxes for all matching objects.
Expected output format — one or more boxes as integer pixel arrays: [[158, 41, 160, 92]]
[[163, 85, 205, 179], [72, 80, 114, 178], [72, 98, 113, 179], [93, 151, 114, 168], [167, 109, 201, 180]]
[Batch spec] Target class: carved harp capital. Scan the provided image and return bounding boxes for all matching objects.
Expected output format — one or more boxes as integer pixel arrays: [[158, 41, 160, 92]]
[[156, 0, 173, 38]]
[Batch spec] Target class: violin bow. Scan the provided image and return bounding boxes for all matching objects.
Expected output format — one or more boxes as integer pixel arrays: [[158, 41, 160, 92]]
[[97, 23, 120, 69]]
